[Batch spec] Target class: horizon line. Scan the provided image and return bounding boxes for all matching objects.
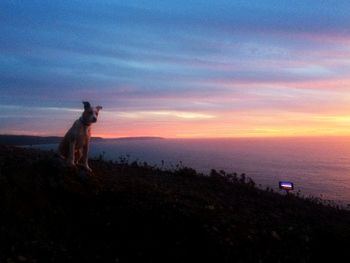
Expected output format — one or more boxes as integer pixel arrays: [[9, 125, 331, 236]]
[[2, 133, 350, 140]]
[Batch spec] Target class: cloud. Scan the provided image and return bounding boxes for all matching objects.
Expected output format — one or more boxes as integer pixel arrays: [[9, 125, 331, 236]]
[[2, 1, 350, 137], [105, 110, 215, 120]]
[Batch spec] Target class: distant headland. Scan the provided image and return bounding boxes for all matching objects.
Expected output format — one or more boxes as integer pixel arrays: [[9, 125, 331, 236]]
[[0, 135, 164, 146]]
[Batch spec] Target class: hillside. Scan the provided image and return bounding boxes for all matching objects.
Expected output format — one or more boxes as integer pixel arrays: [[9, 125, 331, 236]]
[[0, 135, 103, 146], [0, 145, 350, 262], [0, 135, 63, 145], [0, 135, 162, 146]]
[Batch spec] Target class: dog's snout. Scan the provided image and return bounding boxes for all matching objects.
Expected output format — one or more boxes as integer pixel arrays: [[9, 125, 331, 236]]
[[92, 117, 97, 122]]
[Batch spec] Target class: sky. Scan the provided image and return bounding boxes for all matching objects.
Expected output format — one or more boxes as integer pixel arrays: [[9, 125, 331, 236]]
[[1, 0, 350, 138]]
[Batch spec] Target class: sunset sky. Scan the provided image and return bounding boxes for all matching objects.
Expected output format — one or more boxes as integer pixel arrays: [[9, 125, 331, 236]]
[[2, 0, 350, 138]]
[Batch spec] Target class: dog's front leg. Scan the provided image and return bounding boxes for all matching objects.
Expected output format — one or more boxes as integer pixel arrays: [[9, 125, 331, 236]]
[[82, 143, 92, 172], [67, 140, 76, 166]]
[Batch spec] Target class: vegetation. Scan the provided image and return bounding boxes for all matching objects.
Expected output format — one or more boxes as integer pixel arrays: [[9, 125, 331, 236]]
[[1, 145, 350, 262]]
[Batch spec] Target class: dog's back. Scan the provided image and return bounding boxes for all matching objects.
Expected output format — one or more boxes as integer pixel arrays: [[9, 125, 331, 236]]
[[58, 124, 75, 159], [59, 120, 90, 157]]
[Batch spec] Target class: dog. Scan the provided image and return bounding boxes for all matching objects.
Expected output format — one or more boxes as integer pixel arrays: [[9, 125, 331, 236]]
[[58, 101, 102, 172]]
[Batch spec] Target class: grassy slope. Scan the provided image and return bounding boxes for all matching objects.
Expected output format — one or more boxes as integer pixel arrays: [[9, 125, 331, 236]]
[[0, 145, 350, 262]]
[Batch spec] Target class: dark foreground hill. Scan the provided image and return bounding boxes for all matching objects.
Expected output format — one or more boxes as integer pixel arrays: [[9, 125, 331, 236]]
[[1, 146, 350, 263]]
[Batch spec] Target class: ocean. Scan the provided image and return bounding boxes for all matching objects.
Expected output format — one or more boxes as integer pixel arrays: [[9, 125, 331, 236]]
[[33, 137, 350, 205]]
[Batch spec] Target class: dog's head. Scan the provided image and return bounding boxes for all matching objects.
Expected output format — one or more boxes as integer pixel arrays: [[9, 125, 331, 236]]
[[81, 101, 103, 124]]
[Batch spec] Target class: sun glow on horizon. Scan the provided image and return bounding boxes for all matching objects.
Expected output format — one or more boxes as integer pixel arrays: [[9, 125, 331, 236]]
[[93, 112, 350, 139]]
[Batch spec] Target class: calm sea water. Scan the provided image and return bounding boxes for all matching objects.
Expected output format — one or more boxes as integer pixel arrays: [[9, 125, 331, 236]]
[[34, 137, 350, 205]]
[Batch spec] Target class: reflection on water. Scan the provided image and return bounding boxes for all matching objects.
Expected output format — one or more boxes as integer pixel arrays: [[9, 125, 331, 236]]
[[34, 137, 350, 205]]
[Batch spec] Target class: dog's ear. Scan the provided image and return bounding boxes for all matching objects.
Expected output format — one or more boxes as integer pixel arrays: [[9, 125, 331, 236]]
[[82, 101, 91, 110], [96, 106, 103, 112]]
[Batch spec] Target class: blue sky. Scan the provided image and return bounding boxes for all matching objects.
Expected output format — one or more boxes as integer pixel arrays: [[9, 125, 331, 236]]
[[1, 0, 350, 137]]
